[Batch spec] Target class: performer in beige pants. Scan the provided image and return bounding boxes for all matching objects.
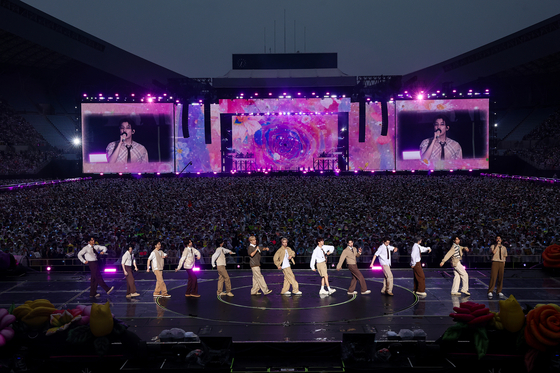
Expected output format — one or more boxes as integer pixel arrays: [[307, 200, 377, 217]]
[[273, 238, 301, 295], [440, 236, 470, 296], [487, 236, 507, 299], [211, 239, 234, 296], [371, 238, 398, 296], [247, 236, 272, 295]]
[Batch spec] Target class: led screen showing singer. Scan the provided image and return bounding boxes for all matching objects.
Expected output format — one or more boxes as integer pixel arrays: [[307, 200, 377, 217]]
[[395, 99, 489, 171], [82, 103, 174, 174]]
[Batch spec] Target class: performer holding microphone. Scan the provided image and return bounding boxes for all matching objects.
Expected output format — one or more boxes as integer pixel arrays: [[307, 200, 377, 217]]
[[106, 118, 149, 163], [419, 115, 462, 161]]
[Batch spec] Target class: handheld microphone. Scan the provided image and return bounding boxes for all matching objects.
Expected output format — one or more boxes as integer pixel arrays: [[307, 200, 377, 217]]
[[434, 129, 441, 134], [121, 132, 127, 142]]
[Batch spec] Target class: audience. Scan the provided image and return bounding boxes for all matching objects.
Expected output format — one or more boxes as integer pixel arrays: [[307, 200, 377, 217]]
[[0, 175, 557, 266]]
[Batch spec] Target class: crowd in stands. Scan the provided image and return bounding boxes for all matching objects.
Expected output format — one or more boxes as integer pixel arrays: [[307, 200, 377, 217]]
[[515, 107, 560, 170], [0, 101, 62, 175], [1, 175, 557, 267]]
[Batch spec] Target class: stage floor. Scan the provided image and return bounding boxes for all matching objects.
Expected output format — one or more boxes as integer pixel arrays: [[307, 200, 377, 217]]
[[1, 267, 559, 344]]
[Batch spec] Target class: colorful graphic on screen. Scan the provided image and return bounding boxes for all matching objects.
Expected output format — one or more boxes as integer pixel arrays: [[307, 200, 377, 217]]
[[175, 104, 221, 173], [348, 101, 396, 171], [395, 99, 489, 170], [232, 113, 339, 170], [82, 103, 174, 173]]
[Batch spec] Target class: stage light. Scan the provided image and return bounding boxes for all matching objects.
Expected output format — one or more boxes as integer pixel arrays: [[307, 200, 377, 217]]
[[72, 138, 81, 146], [100, 173, 104, 176], [119, 173, 123, 176], [213, 172, 217, 174], [83, 93, 87, 97], [469, 169, 473, 172], [411, 170, 415, 173], [175, 172, 179, 175], [392, 170, 396, 173], [46, 266, 52, 271], [104, 268, 117, 273], [422, 263, 425, 267], [157, 172, 161, 175], [197, 172, 200, 175], [417, 94, 424, 100], [494, 123, 498, 127], [371, 266, 382, 270], [269, 93, 272, 96], [312, 92, 315, 95], [450, 170, 454, 172], [320, 171, 323, 174], [137, 173, 141, 176], [237, 265, 240, 268], [193, 267, 200, 271]]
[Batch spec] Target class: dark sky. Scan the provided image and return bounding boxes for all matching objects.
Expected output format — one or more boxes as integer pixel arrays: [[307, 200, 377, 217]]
[[22, 0, 560, 78]]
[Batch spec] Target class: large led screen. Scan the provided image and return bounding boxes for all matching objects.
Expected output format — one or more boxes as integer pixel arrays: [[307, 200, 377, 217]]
[[82, 103, 174, 173], [396, 99, 489, 170], [348, 101, 396, 171], [231, 113, 339, 170], [174, 104, 221, 173]]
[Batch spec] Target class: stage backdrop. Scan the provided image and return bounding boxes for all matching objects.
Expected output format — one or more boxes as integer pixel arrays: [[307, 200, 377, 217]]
[[395, 99, 489, 170], [82, 103, 174, 174]]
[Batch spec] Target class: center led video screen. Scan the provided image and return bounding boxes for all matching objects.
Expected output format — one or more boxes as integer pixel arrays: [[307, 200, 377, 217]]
[[231, 113, 339, 170], [395, 99, 489, 170], [82, 103, 174, 174]]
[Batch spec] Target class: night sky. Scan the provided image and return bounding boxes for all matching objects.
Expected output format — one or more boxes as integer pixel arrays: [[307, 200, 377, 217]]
[[21, 0, 560, 78]]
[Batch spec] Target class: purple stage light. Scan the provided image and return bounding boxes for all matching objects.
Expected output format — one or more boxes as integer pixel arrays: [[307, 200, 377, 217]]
[[371, 266, 382, 271], [411, 170, 415, 173], [354, 170, 358, 173], [118, 173, 123, 176], [197, 172, 200, 175], [237, 265, 240, 268], [469, 169, 473, 172], [104, 268, 117, 273], [100, 173, 104, 176], [193, 267, 200, 272], [46, 266, 52, 271], [417, 94, 424, 100], [137, 173, 141, 176]]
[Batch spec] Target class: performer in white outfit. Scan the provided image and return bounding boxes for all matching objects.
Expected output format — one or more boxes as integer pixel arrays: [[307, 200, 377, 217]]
[[310, 238, 336, 295]]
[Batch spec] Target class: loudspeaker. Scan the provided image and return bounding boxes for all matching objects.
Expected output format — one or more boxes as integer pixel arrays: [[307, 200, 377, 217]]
[[381, 101, 388, 136], [181, 104, 189, 138], [359, 100, 366, 142], [204, 103, 211, 144]]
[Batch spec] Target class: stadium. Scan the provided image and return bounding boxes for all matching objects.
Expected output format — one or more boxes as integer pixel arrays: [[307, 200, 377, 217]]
[[1, 1, 560, 372]]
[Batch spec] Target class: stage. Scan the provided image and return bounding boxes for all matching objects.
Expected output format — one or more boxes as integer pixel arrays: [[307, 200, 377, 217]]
[[1, 267, 559, 371]]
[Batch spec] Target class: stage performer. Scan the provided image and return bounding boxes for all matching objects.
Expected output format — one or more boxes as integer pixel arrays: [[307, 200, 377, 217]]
[[419, 115, 462, 162], [176, 239, 201, 297], [410, 237, 431, 297], [273, 237, 302, 295], [487, 236, 507, 299], [440, 236, 470, 296], [147, 241, 171, 298], [337, 240, 370, 295], [106, 118, 148, 163], [310, 238, 336, 295], [371, 238, 398, 296], [248, 236, 272, 295], [121, 246, 140, 298], [78, 237, 114, 298], [211, 239, 234, 296]]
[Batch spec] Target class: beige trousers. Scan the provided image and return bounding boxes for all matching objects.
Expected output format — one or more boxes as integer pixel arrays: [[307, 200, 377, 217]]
[[381, 265, 393, 293], [250, 266, 269, 294], [217, 265, 231, 293], [451, 262, 469, 293], [281, 266, 299, 293]]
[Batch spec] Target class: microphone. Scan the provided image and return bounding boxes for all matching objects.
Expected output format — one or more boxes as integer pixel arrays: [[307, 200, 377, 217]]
[[434, 129, 441, 134], [121, 132, 127, 142]]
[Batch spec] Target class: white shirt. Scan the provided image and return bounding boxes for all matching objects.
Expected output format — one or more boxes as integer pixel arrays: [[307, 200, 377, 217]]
[[78, 244, 107, 264], [410, 243, 430, 267], [177, 246, 201, 270], [121, 251, 136, 266], [310, 245, 335, 270], [282, 249, 290, 269], [374, 244, 395, 266]]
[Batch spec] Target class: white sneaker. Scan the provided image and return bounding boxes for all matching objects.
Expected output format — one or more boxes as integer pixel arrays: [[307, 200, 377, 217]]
[[293, 291, 302, 295], [347, 291, 358, 295], [319, 289, 329, 295], [361, 290, 371, 295], [282, 291, 292, 295], [415, 292, 427, 296], [328, 288, 337, 295], [498, 292, 506, 299], [487, 292, 493, 299]]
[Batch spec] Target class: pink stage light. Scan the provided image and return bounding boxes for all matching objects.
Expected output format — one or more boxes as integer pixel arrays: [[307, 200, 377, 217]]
[[157, 172, 161, 175], [237, 265, 240, 268], [354, 170, 358, 173], [371, 266, 382, 271], [46, 266, 52, 271], [197, 172, 200, 175], [411, 170, 415, 173], [118, 173, 123, 176], [193, 267, 200, 272], [417, 94, 424, 100], [104, 268, 117, 273], [100, 173, 104, 176], [137, 173, 141, 176]]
